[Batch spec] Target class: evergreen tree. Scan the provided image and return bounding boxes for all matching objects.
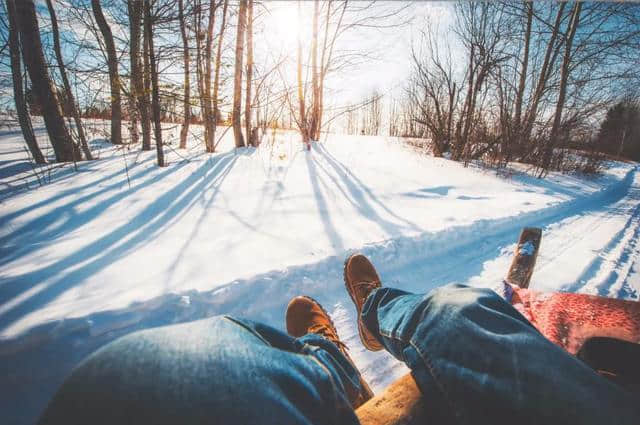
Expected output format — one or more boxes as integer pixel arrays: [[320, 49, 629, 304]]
[[597, 101, 640, 160]]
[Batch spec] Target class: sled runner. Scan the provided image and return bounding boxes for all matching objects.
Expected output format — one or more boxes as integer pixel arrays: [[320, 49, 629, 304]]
[[355, 227, 640, 425]]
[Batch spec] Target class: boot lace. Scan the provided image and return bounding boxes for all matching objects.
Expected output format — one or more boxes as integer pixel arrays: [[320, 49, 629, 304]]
[[354, 281, 380, 302], [308, 323, 348, 351]]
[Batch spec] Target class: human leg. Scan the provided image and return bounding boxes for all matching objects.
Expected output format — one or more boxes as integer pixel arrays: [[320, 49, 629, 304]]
[[345, 254, 640, 424], [286, 295, 374, 406], [38, 315, 361, 425]]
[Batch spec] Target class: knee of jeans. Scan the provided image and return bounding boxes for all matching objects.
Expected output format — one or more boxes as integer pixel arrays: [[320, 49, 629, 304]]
[[427, 284, 496, 316]]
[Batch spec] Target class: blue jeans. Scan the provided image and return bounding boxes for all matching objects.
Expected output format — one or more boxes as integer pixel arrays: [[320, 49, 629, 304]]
[[39, 285, 639, 425]]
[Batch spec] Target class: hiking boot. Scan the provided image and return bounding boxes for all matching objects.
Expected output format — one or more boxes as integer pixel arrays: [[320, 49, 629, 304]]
[[286, 296, 374, 407], [343, 254, 384, 352]]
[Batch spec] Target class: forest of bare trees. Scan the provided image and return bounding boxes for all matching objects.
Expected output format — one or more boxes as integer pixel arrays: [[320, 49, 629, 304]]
[[395, 2, 640, 174], [2, 0, 259, 166], [1, 1, 638, 175]]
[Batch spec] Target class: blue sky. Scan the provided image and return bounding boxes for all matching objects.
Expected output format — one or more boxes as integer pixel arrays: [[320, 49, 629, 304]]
[[1, 1, 458, 116]]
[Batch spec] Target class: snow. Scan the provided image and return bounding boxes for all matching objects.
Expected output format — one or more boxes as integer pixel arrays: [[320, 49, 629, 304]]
[[519, 240, 535, 256], [1, 122, 639, 425]]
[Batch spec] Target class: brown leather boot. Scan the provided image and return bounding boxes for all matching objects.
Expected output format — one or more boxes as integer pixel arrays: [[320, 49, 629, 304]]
[[343, 253, 384, 352], [286, 296, 374, 408]]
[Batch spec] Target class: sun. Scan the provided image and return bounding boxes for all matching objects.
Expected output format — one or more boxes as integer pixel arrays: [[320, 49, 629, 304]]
[[265, 1, 311, 47]]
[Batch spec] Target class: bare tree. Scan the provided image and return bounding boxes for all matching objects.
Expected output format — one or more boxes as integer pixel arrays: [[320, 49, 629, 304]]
[[128, 0, 147, 148], [360, 90, 382, 136], [178, 0, 190, 149], [520, 3, 567, 154], [5, 0, 45, 164], [46, 0, 93, 160], [141, 0, 152, 151], [400, 1, 638, 175], [295, 1, 309, 148], [144, 0, 165, 166], [14, 0, 79, 162], [91, 0, 122, 145], [291, 1, 407, 146], [245, 0, 254, 146], [512, 2, 532, 149], [203, 0, 217, 152], [540, 2, 582, 175], [309, 0, 320, 141], [232, 0, 247, 148], [453, 2, 508, 162], [211, 0, 229, 145], [408, 26, 459, 157]]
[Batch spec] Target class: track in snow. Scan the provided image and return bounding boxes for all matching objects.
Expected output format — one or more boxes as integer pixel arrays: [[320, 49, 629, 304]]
[[545, 179, 640, 299], [342, 168, 640, 391]]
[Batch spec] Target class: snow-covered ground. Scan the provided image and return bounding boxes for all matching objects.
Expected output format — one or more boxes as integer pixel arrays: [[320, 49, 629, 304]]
[[1, 122, 638, 425]]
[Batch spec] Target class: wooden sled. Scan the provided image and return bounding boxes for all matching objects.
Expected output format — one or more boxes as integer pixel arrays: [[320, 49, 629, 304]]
[[355, 227, 640, 425]]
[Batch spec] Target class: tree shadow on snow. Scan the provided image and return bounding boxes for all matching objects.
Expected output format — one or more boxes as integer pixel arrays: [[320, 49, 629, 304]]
[[0, 152, 238, 336], [311, 143, 421, 236], [0, 154, 157, 255]]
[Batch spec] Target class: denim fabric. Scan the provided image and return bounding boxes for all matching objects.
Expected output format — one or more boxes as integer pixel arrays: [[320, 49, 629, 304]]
[[39, 284, 640, 425], [38, 315, 359, 425], [361, 284, 640, 425]]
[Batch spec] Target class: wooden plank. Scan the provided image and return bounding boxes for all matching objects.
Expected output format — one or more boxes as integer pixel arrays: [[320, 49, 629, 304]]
[[505, 227, 542, 288], [355, 374, 427, 425]]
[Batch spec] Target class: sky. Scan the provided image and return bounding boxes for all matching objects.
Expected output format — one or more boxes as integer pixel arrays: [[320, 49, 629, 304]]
[[251, 1, 458, 133], [261, 1, 456, 104], [0, 1, 458, 126]]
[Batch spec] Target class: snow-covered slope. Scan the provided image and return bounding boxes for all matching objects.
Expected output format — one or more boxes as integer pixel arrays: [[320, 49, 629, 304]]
[[1, 124, 638, 425]]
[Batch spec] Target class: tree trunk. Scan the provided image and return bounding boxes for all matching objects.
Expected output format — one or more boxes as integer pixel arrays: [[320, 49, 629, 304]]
[[447, 82, 456, 146], [541, 2, 582, 173], [178, 0, 190, 149], [309, 0, 319, 142], [232, 0, 247, 148], [211, 0, 229, 147], [126, 2, 139, 147], [453, 45, 475, 161], [140, 2, 152, 151], [91, 0, 122, 145], [316, 1, 346, 144], [195, 0, 204, 130], [203, 0, 217, 152], [245, 0, 254, 146], [46, 0, 92, 160], [296, 1, 309, 147], [128, 0, 144, 148], [15, 0, 79, 162], [144, 0, 165, 166], [6, 0, 45, 164], [513, 2, 533, 152], [617, 127, 627, 158], [522, 3, 566, 148], [316, 1, 332, 142]]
